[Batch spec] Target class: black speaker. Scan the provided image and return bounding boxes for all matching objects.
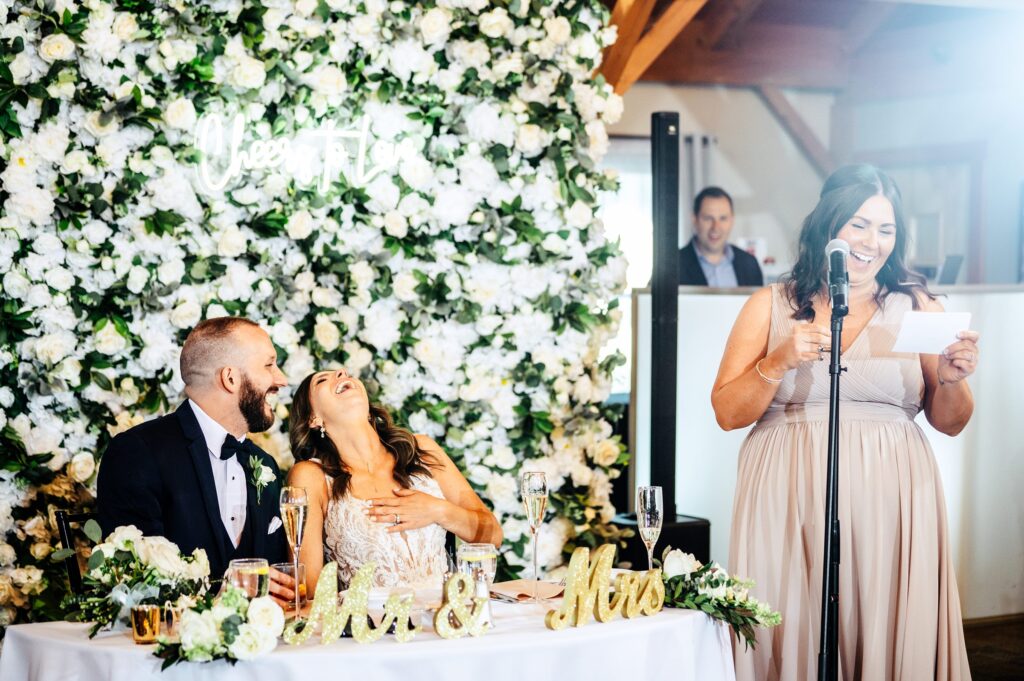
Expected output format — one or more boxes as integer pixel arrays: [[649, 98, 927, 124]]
[[613, 513, 710, 568]]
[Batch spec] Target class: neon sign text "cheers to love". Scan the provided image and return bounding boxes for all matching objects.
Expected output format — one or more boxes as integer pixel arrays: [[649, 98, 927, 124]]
[[193, 113, 394, 195]]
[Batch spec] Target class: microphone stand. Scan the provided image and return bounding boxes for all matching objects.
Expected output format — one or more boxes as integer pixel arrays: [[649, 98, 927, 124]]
[[817, 287, 847, 681]]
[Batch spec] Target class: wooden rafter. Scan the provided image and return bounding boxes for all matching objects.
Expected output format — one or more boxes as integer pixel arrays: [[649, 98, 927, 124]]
[[755, 85, 837, 178], [615, 0, 710, 94], [600, 0, 660, 90], [696, 0, 768, 50]]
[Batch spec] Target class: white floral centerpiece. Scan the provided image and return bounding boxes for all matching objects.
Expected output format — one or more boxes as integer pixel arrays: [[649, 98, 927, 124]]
[[154, 584, 284, 668], [660, 546, 782, 649], [64, 524, 209, 636], [1, 0, 627, 632]]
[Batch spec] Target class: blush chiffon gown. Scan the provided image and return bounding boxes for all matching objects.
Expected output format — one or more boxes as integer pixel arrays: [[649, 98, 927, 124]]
[[730, 284, 972, 680]]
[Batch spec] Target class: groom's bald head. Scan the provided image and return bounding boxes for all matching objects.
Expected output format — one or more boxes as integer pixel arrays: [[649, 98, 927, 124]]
[[180, 317, 262, 388]]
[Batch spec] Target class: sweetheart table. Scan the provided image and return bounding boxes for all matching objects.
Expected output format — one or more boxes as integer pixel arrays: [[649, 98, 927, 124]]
[[0, 601, 736, 681]]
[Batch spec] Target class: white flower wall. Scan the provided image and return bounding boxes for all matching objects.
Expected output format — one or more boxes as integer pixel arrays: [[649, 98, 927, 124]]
[[0, 0, 628, 629]]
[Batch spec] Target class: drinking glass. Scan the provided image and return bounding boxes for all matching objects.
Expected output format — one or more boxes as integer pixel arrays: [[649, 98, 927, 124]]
[[457, 543, 498, 627], [636, 486, 663, 571], [271, 562, 307, 608], [225, 558, 270, 598], [280, 486, 309, 617], [130, 604, 161, 644], [519, 471, 548, 602]]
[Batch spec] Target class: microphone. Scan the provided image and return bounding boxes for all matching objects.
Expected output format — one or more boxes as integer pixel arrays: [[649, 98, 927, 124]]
[[826, 238, 849, 316]]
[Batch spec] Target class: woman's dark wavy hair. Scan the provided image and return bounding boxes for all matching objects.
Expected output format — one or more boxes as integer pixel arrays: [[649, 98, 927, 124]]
[[781, 164, 933, 320], [289, 373, 438, 500]]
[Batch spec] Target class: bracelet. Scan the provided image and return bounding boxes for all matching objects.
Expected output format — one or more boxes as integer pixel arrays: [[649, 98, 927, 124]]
[[755, 359, 783, 384]]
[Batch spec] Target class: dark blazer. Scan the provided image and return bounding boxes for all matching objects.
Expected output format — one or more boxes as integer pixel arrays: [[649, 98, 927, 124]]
[[679, 240, 764, 287], [97, 401, 288, 580]]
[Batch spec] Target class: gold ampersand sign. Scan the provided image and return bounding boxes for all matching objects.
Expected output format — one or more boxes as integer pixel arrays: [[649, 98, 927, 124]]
[[545, 544, 664, 630], [432, 572, 489, 639]]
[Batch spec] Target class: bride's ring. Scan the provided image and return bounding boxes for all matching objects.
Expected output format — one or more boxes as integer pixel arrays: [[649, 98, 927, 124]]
[[818, 345, 825, 362], [393, 513, 401, 526]]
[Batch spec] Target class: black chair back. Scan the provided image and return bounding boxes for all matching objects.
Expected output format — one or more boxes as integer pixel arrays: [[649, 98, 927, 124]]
[[54, 510, 98, 595]]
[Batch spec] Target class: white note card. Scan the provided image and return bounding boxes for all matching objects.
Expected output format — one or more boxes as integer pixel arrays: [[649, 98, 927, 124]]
[[892, 311, 971, 354]]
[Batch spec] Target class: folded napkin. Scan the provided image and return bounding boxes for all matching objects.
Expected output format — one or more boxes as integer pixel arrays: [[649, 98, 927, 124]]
[[490, 579, 564, 602]]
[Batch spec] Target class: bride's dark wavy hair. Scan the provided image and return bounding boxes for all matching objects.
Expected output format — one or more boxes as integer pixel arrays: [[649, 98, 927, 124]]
[[781, 164, 933, 320], [288, 373, 438, 501]]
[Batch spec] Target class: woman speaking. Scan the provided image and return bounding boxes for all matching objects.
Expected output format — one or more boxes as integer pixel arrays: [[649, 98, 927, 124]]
[[713, 165, 978, 680]]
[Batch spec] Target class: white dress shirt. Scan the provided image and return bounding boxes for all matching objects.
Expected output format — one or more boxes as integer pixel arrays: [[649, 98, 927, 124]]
[[187, 400, 247, 547]]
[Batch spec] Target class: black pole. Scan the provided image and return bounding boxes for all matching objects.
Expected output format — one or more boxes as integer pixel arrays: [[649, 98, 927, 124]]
[[817, 307, 846, 681], [650, 112, 679, 517]]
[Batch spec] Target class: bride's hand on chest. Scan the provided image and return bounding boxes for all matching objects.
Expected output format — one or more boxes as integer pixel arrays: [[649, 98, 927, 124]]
[[364, 487, 447, 533]]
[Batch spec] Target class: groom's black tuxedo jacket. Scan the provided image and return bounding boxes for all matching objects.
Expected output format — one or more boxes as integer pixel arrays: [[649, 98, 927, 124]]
[[97, 401, 288, 580]]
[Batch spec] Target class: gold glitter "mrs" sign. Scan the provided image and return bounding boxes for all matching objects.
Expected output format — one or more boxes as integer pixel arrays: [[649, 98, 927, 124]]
[[545, 544, 664, 630]]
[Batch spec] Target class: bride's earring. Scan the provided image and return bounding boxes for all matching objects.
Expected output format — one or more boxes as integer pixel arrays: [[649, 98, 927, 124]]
[[313, 417, 326, 438]]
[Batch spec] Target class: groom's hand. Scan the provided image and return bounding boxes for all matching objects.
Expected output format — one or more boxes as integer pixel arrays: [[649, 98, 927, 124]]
[[268, 567, 296, 610], [366, 488, 447, 533]]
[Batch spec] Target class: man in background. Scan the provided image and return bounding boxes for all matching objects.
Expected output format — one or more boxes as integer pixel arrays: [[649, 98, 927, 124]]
[[679, 187, 764, 287]]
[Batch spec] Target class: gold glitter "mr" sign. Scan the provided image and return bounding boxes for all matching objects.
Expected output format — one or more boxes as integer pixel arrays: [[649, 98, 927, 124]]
[[545, 544, 664, 630], [283, 562, 419, 645]]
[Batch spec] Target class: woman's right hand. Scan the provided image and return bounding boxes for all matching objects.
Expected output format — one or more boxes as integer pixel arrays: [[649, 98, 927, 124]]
[[765, 321, 832, 374]]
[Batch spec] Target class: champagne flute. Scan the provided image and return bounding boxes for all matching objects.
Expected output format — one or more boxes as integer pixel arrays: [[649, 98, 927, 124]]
[[636, 486, 663, 572], [520, 471, 548, 603], [280, 486, 308, 618]]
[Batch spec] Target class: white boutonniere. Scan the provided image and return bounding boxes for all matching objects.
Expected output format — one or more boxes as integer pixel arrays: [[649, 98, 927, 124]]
[[248, 455, 275, 503]]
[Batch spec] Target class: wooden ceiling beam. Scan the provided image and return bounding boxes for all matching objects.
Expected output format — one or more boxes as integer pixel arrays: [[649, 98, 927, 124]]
[[756, 85, 837, 178], [615, 0, 711, 94], [600, 0, 660, 90], [643, 23, 849, 89], [697, 0, 769, 50]]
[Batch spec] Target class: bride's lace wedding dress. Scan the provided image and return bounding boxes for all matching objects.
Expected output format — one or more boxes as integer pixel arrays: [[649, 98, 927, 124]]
[[322, 473, 448, 589]]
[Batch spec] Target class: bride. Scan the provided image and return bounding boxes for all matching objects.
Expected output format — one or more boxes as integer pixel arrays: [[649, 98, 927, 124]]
[[286, 369, 502, 594]]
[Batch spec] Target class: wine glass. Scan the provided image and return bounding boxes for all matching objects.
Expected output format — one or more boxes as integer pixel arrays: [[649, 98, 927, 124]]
[[636, 486, 663, 571], [519, 471, 548, 603], [225, 558, 270, 598], [280, 486, 308, 618]]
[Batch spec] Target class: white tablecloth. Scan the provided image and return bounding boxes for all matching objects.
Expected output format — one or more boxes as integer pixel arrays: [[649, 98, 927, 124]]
[[0, 602, 736, 681]]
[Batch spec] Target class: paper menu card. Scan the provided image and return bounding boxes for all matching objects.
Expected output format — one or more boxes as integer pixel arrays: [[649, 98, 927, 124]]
[[892, 311, 971, 354]]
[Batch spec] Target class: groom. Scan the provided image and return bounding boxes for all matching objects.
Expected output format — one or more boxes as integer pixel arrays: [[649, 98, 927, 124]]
[[97, 317, 293, 603]]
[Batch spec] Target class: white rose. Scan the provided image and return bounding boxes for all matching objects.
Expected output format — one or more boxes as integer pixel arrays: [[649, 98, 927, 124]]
[[342, 340, 373, 374], [138, 536, 184, 576], [228, 623, 277, 660], [589, 440, 620, 467], [286, 210, 314, 240], [662, 549, 701, 579], [69, 452, 96, 482], [171, 299, 202, 329], [246, 597, 285, 637], [39, 34, 77, 63], [126, 265, 149, 293], [3, 271, 30, 299], [515, 123, 548, 158], [392, 272, 419, 302], [163, 97, 197, 131], [94, 322, 127, 355], [33, 331, 74, 365], [179, 609, 220, 657], [565, 201, 593, 229], [544, 16, 572, 45], [308, 64, 346, 97], [479, 8, 513, 39], [0, 543, 15, 567], [46, 267, 75, 292], [314, 318, 340, 352], [112, 13, 139, 40], [7, 187, 55, 226], [419, 7, 452, 45], [230, 56, 267, 90], [158, 259, 185, 285], [382, 211, 407, 239], [218, 227, 248, 257], [84, 111, 119, 138], [9, 53, 33, 84], [602, 93, 624, 125], [62, 150, 92, 175], [106, 525, 144, 552]]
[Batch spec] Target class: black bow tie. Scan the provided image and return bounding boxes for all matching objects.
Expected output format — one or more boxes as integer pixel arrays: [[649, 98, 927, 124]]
[[219, 435, 246, 461]]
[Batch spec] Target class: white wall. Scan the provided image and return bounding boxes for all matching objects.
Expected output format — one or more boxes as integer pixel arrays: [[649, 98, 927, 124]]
[[633, 287, 1024, 619]]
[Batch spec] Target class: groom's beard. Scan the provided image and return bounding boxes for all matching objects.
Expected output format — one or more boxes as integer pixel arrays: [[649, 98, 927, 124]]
[[238, 374, 275, 433]]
